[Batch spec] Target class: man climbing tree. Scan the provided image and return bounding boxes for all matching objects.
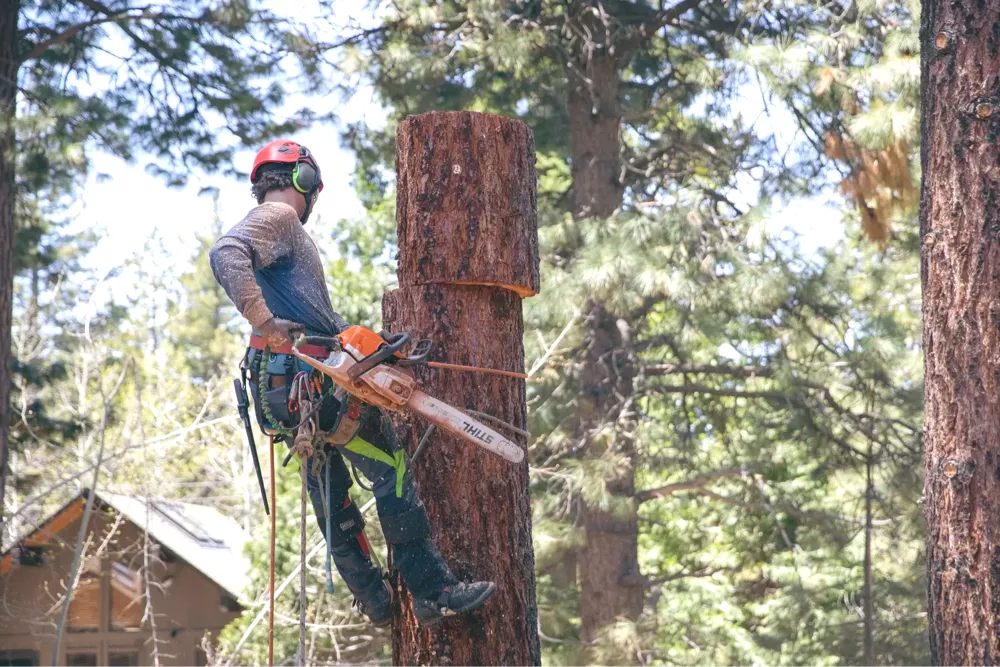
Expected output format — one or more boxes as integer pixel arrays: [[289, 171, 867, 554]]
[[208, 138, 496, 629]]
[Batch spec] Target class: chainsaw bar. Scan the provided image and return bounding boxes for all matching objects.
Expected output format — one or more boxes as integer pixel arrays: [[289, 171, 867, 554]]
[[407, 390, 524, 463], [289, 343, 524, 463]]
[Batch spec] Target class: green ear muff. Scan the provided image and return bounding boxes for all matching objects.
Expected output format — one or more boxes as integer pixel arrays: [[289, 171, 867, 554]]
[[292, 162, 318, 194]]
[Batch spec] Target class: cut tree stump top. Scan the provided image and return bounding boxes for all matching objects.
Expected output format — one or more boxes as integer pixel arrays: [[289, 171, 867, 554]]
[[395, 111, 540, 297]]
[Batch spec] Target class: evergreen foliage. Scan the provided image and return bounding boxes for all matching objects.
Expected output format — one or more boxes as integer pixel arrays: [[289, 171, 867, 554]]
[[2, 2, 931, 665]]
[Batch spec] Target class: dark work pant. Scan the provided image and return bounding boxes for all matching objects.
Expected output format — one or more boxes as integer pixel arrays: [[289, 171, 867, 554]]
[[304, 405, 457, 601]]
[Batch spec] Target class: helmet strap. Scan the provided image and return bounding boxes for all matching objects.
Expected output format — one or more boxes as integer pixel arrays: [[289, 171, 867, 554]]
[[299, 190, 316, 224]]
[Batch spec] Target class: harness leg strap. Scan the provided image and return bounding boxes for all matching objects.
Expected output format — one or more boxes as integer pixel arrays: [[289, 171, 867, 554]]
[[379, 505, 432, 544]]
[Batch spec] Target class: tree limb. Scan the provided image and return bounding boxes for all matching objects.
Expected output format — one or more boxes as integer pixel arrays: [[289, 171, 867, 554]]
[[641, 0, 706, 37], [19, 8, 158, 64], [635, 467, 750, 503], [645, 363, 775, 378], [646, 383, 793, 402]]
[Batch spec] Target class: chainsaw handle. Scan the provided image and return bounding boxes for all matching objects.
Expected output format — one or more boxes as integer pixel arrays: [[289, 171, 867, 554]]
[[293, 334, 342, 350], [306, 335, 342, 350], [396, 337, 433, 366], [348, 332, 411, 381]]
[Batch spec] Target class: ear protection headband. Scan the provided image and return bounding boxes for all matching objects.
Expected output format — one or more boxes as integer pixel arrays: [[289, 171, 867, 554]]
[[291, 146, 321, 195]]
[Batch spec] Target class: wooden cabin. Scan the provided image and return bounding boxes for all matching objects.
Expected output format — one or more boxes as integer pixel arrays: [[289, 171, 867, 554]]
[[0, 491, 250, 666]]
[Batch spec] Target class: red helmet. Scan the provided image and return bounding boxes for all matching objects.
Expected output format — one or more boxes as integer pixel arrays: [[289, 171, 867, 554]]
[[251, 139, 324, 193]]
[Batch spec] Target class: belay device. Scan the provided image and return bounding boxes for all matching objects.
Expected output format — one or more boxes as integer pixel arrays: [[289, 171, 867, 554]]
[[233, 326, 525, 514]]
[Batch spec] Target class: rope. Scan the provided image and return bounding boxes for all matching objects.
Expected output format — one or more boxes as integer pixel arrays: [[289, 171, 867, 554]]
[[259, 347, 295, 440], [297, 463, 308, 666], [426, 360, 528, 379], [350, 458, 373, 492], [268, 436, 276, 667], [325, 456, 335, 594], [466, 409, 531, 440]]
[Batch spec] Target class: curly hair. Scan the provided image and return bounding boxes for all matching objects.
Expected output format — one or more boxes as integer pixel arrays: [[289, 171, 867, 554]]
[[251, 166, 296, 204]]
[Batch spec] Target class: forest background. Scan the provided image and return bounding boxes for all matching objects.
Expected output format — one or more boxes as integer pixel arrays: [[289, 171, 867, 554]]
[[3, 0, 925, 664]]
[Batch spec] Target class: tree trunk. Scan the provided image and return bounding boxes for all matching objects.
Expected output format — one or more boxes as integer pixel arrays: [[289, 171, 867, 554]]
[[0, 0, 20, 549], [566, 20, 642, 652], [578, 303, 642, 648], [568, 50, 623, 220], [920, 1, 1000, 663], [384, 111, 541, 666]]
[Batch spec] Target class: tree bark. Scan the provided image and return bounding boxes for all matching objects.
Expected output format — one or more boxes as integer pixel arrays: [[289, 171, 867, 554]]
[[0, 0, 20, 550], [395, 112, 539, 297], [920, 1, 1000, 663], [384, 111, 541, 666]]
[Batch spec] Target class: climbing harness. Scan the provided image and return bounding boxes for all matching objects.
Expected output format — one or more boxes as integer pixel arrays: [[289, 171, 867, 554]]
[[237, 326, 529, 666]]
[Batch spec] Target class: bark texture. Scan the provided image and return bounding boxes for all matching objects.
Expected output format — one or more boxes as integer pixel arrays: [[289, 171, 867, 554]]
[[0, 0, 20, 548], [385, 111, 541, 666], [395, 112, 539, 297], [920, 1, 1000, 663]]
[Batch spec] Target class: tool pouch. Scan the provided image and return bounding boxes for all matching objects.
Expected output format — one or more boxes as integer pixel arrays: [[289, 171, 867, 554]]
[[244, 344, 348, 441], [245, 348, 308, 436]]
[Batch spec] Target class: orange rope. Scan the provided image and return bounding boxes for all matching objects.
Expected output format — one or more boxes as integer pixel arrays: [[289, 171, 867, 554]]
[[426, 360, 528, 380], [268, 435, 276, 667]]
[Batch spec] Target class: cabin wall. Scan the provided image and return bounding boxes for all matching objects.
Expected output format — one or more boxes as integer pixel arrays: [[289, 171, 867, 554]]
[[0, 507, 241, 666]]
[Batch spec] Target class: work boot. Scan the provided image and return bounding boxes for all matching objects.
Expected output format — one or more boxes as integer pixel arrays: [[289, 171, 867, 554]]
[[412, 580, 496, 627], [354, 578, 392, 628]]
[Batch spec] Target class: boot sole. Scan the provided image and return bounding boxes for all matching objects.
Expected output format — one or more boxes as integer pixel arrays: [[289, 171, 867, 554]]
[[417, 582, 497, 627]]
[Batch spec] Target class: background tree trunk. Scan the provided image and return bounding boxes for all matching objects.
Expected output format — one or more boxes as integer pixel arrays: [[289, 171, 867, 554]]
[[920, 1, 1000, 663], [384, 111, 541, 665], [566, 27, 643, 650], [568, 45, 622, 219], [578, 304, 643, 647], [0, 0, 20, 549]]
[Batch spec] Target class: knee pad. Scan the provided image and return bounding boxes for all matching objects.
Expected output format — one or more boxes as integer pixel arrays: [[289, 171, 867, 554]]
[[379, 505, 431, 544], [327, 501, 366, 547]]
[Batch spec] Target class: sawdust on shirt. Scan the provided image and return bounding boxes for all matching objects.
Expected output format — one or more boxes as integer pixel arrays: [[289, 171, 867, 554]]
[[209, 201, 350, 335]]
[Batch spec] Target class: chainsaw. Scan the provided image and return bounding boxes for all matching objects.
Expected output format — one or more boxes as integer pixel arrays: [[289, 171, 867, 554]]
[[288, 326, 525, 464]]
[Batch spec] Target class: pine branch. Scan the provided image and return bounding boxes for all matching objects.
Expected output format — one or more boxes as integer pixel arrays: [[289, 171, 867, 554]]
[[641, 0, 706, 37], [20, 8, 152, 63], [645, 363, 775, 378], [19, 5, 218, 64], [646, 383, 793, 402], [635, 467, 750, 503], [646, 565, 741, 586]]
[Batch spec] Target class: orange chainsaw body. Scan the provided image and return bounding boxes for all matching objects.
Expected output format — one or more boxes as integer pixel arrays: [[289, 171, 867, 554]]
[[337, 325, 394, 360]]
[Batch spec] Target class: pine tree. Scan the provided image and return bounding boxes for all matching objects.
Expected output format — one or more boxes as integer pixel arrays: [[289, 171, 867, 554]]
[[324, 1, 928, 663], [1, 0, 311, 547]]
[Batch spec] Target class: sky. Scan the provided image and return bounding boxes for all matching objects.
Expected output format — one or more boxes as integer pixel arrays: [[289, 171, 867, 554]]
[[65, 2, 846, 309]]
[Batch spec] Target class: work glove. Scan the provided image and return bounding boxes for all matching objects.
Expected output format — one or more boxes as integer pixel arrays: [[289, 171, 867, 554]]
[[259, 317, 305, 349]]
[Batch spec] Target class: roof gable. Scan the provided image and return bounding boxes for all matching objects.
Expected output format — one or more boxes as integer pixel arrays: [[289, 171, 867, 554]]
[[2, 491, 250, 601]]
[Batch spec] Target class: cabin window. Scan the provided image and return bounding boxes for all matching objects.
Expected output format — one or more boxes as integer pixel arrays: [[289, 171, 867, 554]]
[[109, 561, 143, 631], [16, 546, 43, 567], [0, 650, 39, 666], [107, 651, 139, 666], [65, 652, 98, 667]]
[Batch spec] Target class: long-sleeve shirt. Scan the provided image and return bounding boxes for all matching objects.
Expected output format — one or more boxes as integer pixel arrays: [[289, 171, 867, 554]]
[[208, 202, 350, 335]]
